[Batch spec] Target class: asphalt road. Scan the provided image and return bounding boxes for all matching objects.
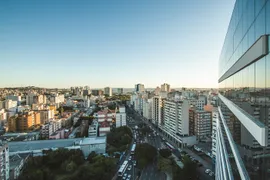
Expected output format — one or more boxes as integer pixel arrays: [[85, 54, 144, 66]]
[[127, 106, 215, 180]]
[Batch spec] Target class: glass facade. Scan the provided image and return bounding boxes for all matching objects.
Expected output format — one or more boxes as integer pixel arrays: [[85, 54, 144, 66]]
[[218, 0, 270, 179]]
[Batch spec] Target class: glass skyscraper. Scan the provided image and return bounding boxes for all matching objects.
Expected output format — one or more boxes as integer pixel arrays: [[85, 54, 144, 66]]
[[218, 0, 270, 179]]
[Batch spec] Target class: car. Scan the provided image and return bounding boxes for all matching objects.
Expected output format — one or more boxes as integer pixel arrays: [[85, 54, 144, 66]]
[[128, 175, 131, 178], [128, 156, 132, 160], [123, 173, 127, 177], [133, 161, 137, 166], [198, 163, 203, 167], [122, 177, 126, 180], [209, 172, 214, 176], [205, 169, 211, 174]]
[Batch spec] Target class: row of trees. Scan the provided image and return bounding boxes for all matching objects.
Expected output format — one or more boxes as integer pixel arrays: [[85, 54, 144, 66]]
[[134, 143, 157, 169], [19, 149, 116, 180], [157, 151, 198, 180]]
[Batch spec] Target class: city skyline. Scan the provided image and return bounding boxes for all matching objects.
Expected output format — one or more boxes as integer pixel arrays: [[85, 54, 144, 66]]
[[1, 0, 235, 88]]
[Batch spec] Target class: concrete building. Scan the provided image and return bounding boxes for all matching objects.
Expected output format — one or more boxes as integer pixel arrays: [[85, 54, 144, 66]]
[[211, 108, 218, 161], [41, 120, 62, 139], [88, 121, 98, 137], [163, 100, 195, 147], [116, 106, 126, 128], [143, 99, 152, 121], [194, 110, 211, 140], [135, 84, 145, 93], [9, 154, 29, 180], [8, 137, 107, 158], [104, 87, 112, 97], [152, 96, 165, 127], [0, 142, 9, 180], [161, 83, 170, 92], [5, 100, 17, 112], [26, 93, 36, 106]]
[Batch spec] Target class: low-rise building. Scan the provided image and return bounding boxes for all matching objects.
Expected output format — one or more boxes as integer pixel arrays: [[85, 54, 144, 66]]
[[88, 121, 98, 137], [41, 119, 62, 139]]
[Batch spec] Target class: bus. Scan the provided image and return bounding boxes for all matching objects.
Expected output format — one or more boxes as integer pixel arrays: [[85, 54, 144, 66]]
[[118, 160, 129, 176], [165, 142, 175, 151], [131, 143, 136, 155]]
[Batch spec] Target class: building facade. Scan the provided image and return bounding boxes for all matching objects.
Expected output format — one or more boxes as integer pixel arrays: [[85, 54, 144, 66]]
[[194, 110, 211, 140], [116, 107, 127, 128], [135, 84, 145, 93], [161, 83, 170, 92], [217, 1, 270, 179], [104, 87, 112, 97], [0, 142, 9, 180]]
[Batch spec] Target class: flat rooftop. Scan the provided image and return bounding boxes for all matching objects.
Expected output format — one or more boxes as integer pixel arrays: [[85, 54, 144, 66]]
[[8, 137, 106, 153]]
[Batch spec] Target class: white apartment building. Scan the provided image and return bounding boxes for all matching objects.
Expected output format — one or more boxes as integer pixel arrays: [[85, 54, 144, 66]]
[[104, 87, 112, 97], [0, 109, 7, 123], [116, 107, 126, 128], [163, 100, 196, 147], [194, 110, 212, 140], [143, 99, 152, 120], [0, 142, 9, 180], [5, 100, 17, 112]]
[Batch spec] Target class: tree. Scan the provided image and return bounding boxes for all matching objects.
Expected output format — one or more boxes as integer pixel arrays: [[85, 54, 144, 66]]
[[135, 143, 157, 169], [159, 149, 172, 158]]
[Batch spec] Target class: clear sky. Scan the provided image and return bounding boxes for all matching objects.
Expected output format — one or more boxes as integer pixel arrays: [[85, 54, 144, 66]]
[[0, 0, 235, 89]]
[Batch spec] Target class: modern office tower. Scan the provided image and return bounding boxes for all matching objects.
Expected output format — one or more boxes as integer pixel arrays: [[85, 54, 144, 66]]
[[116, 106, 127, 128], [152, 96, 165, 127], [135, 84, 145, 93], [117, 88, 124, 94], [0, 142, 9, 180], [161, 83, 170, 92], [194, 110, 211, 140], [104, 87, 112, 97], [217, 1, 270, 179]]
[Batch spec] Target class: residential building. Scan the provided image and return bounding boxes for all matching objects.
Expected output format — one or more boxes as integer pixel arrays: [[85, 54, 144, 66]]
[[9, 154, 29, 180], [6, 95, 21, 104], [116, 106, 126, 128], [104, 87, 112, 97], [152, 96, 165, 127], [189, 108, 195, 136], [135, 84, 145, 93], [88, 120, 98, 137], [211, 108, 218, 161], [194, 110, 211, 140], [5, 100, 17, 112], [8, 116, 17, 132], [41, 120, 62, 139], [0, 142, 9, 180], [143, 99, 152, 120], [163, 99, 195, 147], [95, 110, 113, 136], [161, 83, 170, 92], [216, 1, 270, 179], [26, 93, 36, 106], [83, 89, 91, 96]]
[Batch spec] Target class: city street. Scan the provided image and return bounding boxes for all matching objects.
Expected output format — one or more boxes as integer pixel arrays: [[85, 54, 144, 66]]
[[127, 106, 215, 180]]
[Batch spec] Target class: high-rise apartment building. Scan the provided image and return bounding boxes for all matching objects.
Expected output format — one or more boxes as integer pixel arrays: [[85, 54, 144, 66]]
[[143, 99, 152, 121], [152, 96, 165, 126], [194, 110, 211, 140], [135, 84, 145, 93], [217, 1, 270, 179], [104, 87, 112, 97], [161, 83, 170, 92]]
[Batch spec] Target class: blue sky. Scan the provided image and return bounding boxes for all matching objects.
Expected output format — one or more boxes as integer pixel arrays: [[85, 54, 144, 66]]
[[0, 0, 235, 88]]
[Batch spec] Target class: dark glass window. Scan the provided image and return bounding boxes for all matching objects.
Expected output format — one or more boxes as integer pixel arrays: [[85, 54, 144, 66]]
[[255, 57, 266, 105]]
